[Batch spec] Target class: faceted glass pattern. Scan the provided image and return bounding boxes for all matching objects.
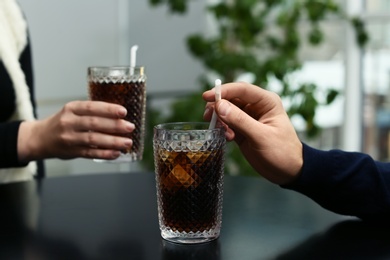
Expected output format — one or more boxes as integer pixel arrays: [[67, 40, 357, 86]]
[[88, 67, 146, 162], [153, 122, 226, 244]]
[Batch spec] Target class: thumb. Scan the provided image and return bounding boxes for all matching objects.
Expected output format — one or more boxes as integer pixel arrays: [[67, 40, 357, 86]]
[[215, 99, 258, 136]]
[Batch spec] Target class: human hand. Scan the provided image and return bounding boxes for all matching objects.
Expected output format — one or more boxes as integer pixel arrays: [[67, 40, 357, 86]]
[[18, 101, 134, 162], [203, 82, 303, 185]]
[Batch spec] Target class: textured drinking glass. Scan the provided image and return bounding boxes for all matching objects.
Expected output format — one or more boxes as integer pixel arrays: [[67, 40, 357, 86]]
[[88, 66, 146, 162], [153, 122, 226, 244]]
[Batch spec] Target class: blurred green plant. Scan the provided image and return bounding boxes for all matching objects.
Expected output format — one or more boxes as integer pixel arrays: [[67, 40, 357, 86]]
[[143, 0, 368, 176]]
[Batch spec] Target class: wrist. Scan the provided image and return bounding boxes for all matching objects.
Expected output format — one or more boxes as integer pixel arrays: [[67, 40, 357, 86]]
[[18, 120, 41, 163]]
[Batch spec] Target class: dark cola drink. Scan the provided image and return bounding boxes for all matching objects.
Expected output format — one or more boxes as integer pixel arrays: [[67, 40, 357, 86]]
[[88, 67, 146, 162], [153, 122, 226, 244], [155, 149, 223, 231]]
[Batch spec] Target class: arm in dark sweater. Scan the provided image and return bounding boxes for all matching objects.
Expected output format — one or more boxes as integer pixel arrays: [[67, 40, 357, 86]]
[[0, 121, 28, 168], [282, 143, 390, 221]]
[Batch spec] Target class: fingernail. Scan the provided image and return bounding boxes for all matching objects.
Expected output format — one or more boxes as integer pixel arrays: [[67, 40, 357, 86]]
[[118, 107, 127, 117], [126, 122, 135, 131], [124, 139, 133, 147], [217, 100, 230, 117], [112, 151, 121, 158]]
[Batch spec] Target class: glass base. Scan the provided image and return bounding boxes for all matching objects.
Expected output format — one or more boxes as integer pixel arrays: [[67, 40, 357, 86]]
[[161, 229, 220, 244], [93, 152, 142, 163]]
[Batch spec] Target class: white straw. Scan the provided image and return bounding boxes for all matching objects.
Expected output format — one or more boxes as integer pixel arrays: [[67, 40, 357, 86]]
[[209, 79, 222, 129], [130, 44, 139, 75]]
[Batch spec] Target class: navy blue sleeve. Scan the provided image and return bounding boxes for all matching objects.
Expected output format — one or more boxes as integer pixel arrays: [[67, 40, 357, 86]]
[[282, 143, 390, 221], [0, 121, 28, 168]]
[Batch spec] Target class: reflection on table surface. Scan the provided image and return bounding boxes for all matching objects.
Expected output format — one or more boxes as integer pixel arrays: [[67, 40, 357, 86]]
[[0, 172, 389, 260]]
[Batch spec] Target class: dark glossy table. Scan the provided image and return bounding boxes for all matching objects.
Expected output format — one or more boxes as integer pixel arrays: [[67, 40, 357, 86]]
[[0, 172, 389, 260]]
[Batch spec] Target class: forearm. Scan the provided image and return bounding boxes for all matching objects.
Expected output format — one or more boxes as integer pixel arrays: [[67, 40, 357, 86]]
[[282, 143, 390, 221], [17, 120, 43, 163], [0, 121, 29, 168]]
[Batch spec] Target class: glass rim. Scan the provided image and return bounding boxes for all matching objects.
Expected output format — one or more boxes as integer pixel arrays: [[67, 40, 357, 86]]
[[154, 122, 224, 132], [88, 66, 144, 70], [88, 66, 145, 72], [88, 66, 146, 78]]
